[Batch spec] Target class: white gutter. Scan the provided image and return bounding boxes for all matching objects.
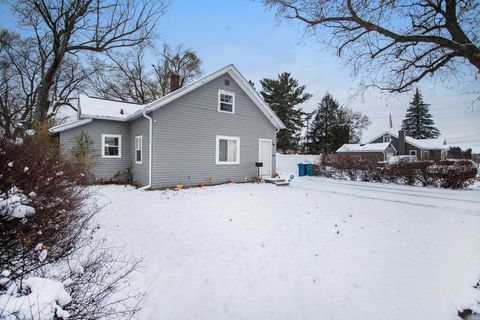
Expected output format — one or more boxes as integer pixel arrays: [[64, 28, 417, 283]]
[[139, 111, 153, 190]]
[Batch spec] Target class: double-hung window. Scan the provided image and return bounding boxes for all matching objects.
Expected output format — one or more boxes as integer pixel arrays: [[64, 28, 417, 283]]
[[218, 90, 235, 113], [216, 136, 240, 164], [135, 136, 142, 164], [102, 134, 121, 158]]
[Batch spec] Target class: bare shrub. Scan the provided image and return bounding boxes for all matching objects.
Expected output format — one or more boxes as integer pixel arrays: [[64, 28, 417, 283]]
[[321, 156, 476, 189], [1, 131, 145, 319], [0, 133, 91, 276]]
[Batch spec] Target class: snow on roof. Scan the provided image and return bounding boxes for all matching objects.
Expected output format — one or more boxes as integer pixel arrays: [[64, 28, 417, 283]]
[[337, 142, 392, 153], [79, 95, 145, 120], [405, 137, 449, 150], [365, 131, 448, 150]]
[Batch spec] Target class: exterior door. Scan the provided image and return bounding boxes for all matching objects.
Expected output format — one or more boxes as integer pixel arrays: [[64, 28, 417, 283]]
[[259, 139, 272, 177]]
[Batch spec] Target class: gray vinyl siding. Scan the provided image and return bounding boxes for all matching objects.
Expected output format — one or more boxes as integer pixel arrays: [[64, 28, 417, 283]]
[[150, 74, 277, 188], [384, 145, 396, 158], [371, 134, 423, 159], [59, 119, 131, 179], [129, 117, 150, 185]]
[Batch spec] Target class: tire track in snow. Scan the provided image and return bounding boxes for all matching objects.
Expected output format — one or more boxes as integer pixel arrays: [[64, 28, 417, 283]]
[[302, 178, 480, 205], [291, 185, 480, 217]]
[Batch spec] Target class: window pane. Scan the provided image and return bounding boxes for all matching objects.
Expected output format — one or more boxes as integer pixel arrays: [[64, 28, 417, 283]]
[[220, 94, 233, 103], [135, 137, 141, 150], [105, 146, 119, 156], [105, 137, 118, 147], [219, 139, 228, 161], [220, 103, 233, 112], [136, 150, 141, 162], [228, 140, 237, 162]]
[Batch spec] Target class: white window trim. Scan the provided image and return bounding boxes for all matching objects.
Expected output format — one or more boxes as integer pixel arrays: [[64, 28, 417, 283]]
[[409, 150, 417, 156], [101, 134, 122, 158], [258, 138, 272, 176], [135, 135, 142, 164], [216, 135, 240, 165], [218, 89, 235, 114], [383, 134, 391, 143]]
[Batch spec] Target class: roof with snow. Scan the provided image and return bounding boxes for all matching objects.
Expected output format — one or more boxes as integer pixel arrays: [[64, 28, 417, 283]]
[[337, 142, 393, 153], [50, 64, 285, 133], [405, 137, 449, 150], [365, 131, 449, 150], [79, 95, 145, 120]]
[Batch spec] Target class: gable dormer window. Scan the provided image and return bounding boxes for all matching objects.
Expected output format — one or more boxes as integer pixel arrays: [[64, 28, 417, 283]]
[[218, 90, 235, 114], [383, 134, 391, 143]]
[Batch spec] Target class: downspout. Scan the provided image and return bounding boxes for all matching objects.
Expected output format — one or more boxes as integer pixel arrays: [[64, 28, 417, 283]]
[[139, 110, 153, 190]]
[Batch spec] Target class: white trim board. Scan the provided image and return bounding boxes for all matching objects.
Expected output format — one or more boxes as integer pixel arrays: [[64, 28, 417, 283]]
[[49, 119, 93, 133]]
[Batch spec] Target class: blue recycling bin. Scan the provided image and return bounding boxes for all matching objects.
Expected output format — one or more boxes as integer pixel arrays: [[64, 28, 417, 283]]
[[305, 164, 314, 176], [297, 163, 306, 177]]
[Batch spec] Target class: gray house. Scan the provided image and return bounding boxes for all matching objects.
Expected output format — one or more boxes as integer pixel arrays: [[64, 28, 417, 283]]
[[336, 130, 449, 162], [50, 65, 285, 189]]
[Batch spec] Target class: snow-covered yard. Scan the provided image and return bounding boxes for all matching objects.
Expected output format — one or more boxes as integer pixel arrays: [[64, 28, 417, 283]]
[[93, 177, 480, 320]]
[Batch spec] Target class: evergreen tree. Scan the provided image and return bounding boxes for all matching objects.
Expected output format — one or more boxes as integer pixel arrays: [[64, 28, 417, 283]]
[[306, 93, 370, 153], [401, 89, 440, 139], [260, 73, 312, 153], [306, 94, 339, 153]]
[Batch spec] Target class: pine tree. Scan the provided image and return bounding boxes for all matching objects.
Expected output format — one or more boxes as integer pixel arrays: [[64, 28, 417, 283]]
[[401, 89, 440, 139], [260, 73, 312, 153], [306, 94, 341, 153], [306, 93, 370, 154]]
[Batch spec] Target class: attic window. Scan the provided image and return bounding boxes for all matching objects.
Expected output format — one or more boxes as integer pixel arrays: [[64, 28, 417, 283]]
[[218, 90, 235, 113], [383, 135, 391, 143], [224, 79, 230, 86]]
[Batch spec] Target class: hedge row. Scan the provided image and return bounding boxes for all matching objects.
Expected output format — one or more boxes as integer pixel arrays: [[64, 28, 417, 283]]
[[318, 156, 478, 189]]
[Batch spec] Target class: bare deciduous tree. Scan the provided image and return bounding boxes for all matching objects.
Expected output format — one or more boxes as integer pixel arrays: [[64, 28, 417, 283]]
[[263, 0, 480, 94], [11, 0, 166, 122], [0, 30, 99, 135], [155, 44, 203, 91], [90, 44, 202, 103]]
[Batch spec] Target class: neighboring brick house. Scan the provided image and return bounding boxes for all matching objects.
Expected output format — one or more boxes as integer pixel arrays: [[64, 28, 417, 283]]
[[336, 130, 449, 162]]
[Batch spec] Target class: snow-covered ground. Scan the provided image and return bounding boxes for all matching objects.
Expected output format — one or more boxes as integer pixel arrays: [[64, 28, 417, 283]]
[[93, 177, 480, 320]]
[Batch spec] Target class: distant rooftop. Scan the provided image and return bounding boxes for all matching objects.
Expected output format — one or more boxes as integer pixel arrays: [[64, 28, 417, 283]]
[[337, 142, 392, 153]]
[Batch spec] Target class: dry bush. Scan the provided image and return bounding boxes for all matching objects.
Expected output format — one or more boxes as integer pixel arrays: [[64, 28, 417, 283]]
[[1, 132, 146, 319], [0, 133, 91, 276], [430, 167, 477, 189], [321, 156, 476, 189]]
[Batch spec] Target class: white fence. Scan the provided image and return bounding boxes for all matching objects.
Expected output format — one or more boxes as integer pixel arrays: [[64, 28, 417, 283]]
[[276, 153, 321, 174]]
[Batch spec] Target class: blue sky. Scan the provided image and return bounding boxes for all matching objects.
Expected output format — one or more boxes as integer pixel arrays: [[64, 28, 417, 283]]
[[1, 0, 479, 146]]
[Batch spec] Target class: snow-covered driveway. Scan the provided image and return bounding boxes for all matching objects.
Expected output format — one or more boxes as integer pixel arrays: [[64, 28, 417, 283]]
[[94, 177, 480, 320]]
